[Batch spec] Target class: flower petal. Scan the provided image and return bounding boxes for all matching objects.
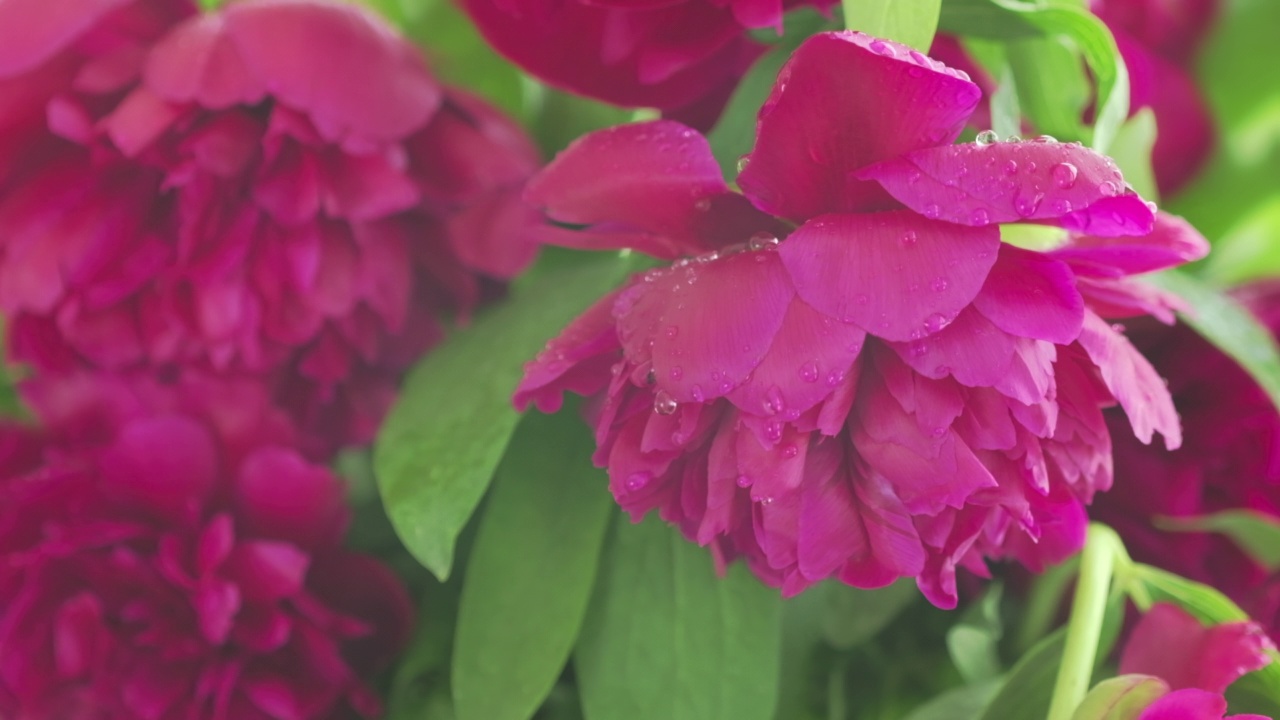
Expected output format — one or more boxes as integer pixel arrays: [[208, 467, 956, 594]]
[[738, 31, 981, 223], [1077, 312, 1181, 448], [0, 0, 131, 75], [515, 289, 624, 413], [1121, 603, 1274, 694], [235, 447, 348, 548], [778, 211, 1000, 342], [100, 415, 218, 523], [973, 245, 1084, 344], [525, 120, 778, 259], [1051, 212, 1209, 278], [857, 139, 1156, 236]]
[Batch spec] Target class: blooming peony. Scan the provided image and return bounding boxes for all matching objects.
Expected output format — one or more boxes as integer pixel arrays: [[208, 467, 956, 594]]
[[1092, 0, 1218, 196], [515, 31, 1207, 607], [0, 374, 413, 720], [1093, 281, 1280, 637], [0, 0, 546, 456], [458, 0, 837, 126]]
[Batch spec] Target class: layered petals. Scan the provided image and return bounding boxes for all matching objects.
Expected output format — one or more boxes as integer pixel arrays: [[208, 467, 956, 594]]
[[1120, 603, 1274, 694]]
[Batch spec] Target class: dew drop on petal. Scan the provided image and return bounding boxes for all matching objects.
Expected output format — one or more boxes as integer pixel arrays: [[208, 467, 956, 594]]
[[1003, 160, 1019, 175], [901, 230, 918, 246], [930, 426, 946, 438], [759, 496, 775, 506], [669, 366, 683, 381], [1005, 134, 1022, 143], [855, 294, 869, 305], [781, 444, 799, 459], [924, 313, 952, 333], [975, 130, 998, 146], [924, 204, 941, 219], [691, 384, 705, 402], [653, 390, 678, 415], [765, 421, 783, 442], [909, 340, 928, 357], [665, 325, 679, 339], [625, 472, 652, 491], [736, 474, 753, 488], [1144, 200, 1157, 213], [970, 208, 991, 225], [1051, 162, 1078, 189], [1032, 134, 1058, 143], [1098, 180, 1118, 197], [799, 362, 819, 383], [737, 155, 751, 173], [869, 39, 895, 56], [762, 385, 786, 415], [826, 369, 846, 386], [748, 232, 780, 251], [932, 276, 949, 292]]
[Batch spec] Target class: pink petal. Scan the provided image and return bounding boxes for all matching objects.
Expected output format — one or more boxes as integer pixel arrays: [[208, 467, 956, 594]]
[[53, 594, 103, 679], [1077, 312, 1181, 448], [726, 296, 866, 420], [525, 120, 777, 259], [620, 250, 796, 404], [514, 289, 623, 413], [796, 444, 867, 581], [1052, 212, 1209, 278], [144, 12, 268, 109], [100, 415, 218, 523], [1136, 688, 1227, 720], [0, 0, 131, 75], [851, 471, 927, 579], [778, 211, 1000, 342], [234, 447, 348, 548], [857, 139, 1156, 236], [226, 540, 310, 601], [973, 245, 1084, 344], [1121, 603, 1275, 694], [738, 31, 981, 223]]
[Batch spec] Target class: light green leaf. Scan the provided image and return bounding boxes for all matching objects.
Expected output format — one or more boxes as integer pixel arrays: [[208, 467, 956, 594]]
[[1006, 36, 1091, 142], [820, 579, 918, 650], [948, 585, 1005, 683], [1155, 510, 1280, 571], [575, 517, 782, 720], [386, 579, 463, 720], [903, 681, 1000, 720], [1069, 675, 1168, 720], [842, 0, 943, 51], [1145, 269, 1280, 416], [1206, 197, 1280, 285], [977, 631, 1065, 720], [374, 249, 642, 580], [937, 0, 1040, 39], [452, 409, 615, 720], [1107, 109, 1159, 203]]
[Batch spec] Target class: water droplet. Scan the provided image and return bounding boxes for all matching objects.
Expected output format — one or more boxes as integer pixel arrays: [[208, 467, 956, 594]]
[[934, 365, 952, 375], [907, 170, 922, 184], [799, 362, 819, 383], [691, 385, 705, 402], [924, 204, 941, 219], [909, 340, 928, 357], [975, 130, 998, 146], [718, 380, 732, 392], [1051, 162, 1078, 189], [909, 50, 929, 65], [665, 325, 679, 339], [970, 208, 991, 225], [1005, 134, 1023, 143], [748, 232, 779, 251], [762, 386, 786, 416], [930, 426, 946, 438], [736, 155, 751, 173], [1026, 161, 1037, 172], [1098, 180, 1118, 197], [765, 421, 783, 442], [932, 276, 949, 292], [869, 39, 895, 56], [710, 369, 723, 381], [1003, 160, 1019, 175], [736, 475, 753, 488], [1051, 199, 1073, 214], [1014, 192, 1044, 217], [669, 366, 683, 381], [759, 496, 775, 506], [1144, 200, 1157, 213], [625, 472, 651, 491], [781, 444, 799, 459], [901, 230, 918, 246], [826, 369, 846, 386], [653, 390, 678, 415], [924, 313, 952, 333], [855, 294, 870, 305]]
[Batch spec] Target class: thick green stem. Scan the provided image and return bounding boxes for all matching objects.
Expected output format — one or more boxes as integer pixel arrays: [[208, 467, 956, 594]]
[[1045, 524, 1120, 720]]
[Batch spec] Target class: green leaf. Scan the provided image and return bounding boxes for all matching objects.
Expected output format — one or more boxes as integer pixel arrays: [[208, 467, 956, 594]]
[[991, 0, 1129, 151], [1145, 269, 1280, 416], [937, 0, 1040, 39], [386, 578, 464, 720], [452, 409, 615, 720], [1155, 510, 1280, 571], [820, 579, 918, 650], [947, 585, 1004, 683], [575, 517, 783, 720], [977, 631, 1066, 720], [1206, 197, 1280, 285], [529, 89, 633, 159], [773, 591, 827, 720], [374, 249, 642, 580], [1069, 675, 1168, 720], [1006, 37, 1091, 142], [903, 681, 1000, 720], [842, 0, 943, 51], [1107, 109, 1159, 203]]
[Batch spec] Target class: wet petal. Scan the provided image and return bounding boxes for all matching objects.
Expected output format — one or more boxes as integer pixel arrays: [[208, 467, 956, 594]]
[[973, 245, 1084, 344], [525, 120, 777, 259], [1052, 212, 1209, 278], [737, 31, 980, 223], [778, 211, 1000, 342], [858, 139, 1156, 236], [1120, 603, 1275, 694], [0, 0, 131, 75], [1077, 312, 1181, 448], [516, 290, 623, 413]]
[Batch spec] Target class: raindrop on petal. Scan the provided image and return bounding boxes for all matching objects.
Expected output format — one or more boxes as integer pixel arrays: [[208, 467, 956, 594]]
[[748, 232, 780, 251], [970, 208, 991, 225], [625, 472, 651, 491], [975, 130, 998, 146], [1051, 162, 1078, 188], [1098, 180, 1118, 197], [799, 362, 819, 383], [736, 475, 753, 488], [653, 390, 678, 415]]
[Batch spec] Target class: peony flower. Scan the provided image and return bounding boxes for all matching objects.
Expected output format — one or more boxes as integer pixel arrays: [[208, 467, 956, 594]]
[[458, 0, 837, 126], [1091, 0, 1218, 196], [1093, 280, 1280, 638], [514, 31, 1207, 607], [0, 376, 413, 720], [0, 0, 546, 457]]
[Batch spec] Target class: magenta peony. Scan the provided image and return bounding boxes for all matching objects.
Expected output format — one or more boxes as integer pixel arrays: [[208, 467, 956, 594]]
[[514, 31, 1207, 607], [1094, 280, 1280, 638], [0, 0, 546, 457], [1092, 0, 1219, 196], [0, 374, 413, 720], [458, 0, 837, 126]]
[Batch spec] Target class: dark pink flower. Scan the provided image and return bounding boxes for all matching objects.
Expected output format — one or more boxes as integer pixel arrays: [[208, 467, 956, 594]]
[[0, 380, 413, 720], [515, 31, 1205, 607], [1093, 280, 1280, 638], [459, 0, 836, 125], [1092, 0, 1219, 196], [0, 0, 546, 457]]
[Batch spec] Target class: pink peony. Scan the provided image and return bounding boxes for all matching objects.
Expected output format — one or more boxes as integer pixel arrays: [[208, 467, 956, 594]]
[[1093, 280, 1280, 638], [458, 0, 837, 126], [0, 0, 546, 457], [514, 31, 1207, 607], [0, 374, 413, 720], [1092, 0, 1219, 196]]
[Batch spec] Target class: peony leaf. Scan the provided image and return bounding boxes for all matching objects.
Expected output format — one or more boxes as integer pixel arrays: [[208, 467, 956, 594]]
[[937, 0, 1039, 39], [976, 630, 1066, 720], [821, 579, 918, 650], [1206, 197, 1280, 285], [452, 408, 614, 720], [374, 248, 642, 580], [1155, 510, 1280, 571], [947, 585, 1005, 684], [1146, 269, 1280, 416], [575, 517, 782, 720], [842, 0, 942, 51], [904, 681, 1000, 720], [1069, 675, 1168, 720]]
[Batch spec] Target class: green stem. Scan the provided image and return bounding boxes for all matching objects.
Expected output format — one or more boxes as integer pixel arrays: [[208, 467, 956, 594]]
[[1045, 524, 1120, 720]]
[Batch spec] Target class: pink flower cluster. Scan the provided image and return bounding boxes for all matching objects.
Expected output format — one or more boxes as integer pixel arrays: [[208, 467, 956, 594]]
[[516, 31, 1207, 608], [0, 0, 550, 716]]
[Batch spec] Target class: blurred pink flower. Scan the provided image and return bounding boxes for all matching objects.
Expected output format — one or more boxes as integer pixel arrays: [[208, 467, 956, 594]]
[[515, 31, 1205, 607], [1092, 0, 1219, 196], [0, 378, 413, 720], [0, 0, 546, 456], [459, 0, 837, 126], [1094, 281, 1280, 638]]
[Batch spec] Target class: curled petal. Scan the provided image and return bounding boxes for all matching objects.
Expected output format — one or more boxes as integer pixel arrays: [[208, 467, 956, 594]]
[[1120, 602, 1275, 695], [1077, 312, 1181, 449], [0, 0, 132, 75], [857, 139, 1156, 236], [515, 290, 625, 413], [738, 31, 981, 223], [1052, 213, 1209, 279], [973, 245, 1084, 345], [778, 212, 1000, 342]]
